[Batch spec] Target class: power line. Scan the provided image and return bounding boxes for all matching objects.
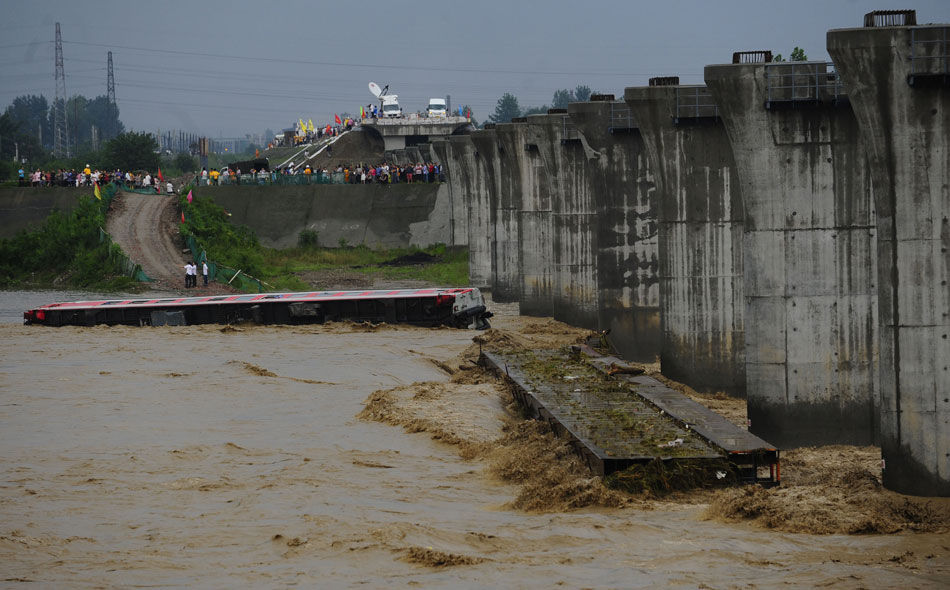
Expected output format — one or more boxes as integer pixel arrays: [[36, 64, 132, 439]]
[[61, 39, 647, 78]]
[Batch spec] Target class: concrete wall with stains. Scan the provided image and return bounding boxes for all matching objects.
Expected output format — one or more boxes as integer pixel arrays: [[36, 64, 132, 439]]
[[829, 23, 950, 496], [626, 84, 746, 397], [706, 61, 878, 448]]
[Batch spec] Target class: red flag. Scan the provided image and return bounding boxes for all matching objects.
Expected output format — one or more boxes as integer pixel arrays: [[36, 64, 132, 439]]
[[157, 167, 164, 182], [181, 211, 185, 223], [186, 189, 193, 203], [334, 113, 342, 125]]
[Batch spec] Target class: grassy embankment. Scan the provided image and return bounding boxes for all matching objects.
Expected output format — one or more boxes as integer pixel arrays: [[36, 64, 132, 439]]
[[0, 193, 139, 291], [179, 193, 468, 292]]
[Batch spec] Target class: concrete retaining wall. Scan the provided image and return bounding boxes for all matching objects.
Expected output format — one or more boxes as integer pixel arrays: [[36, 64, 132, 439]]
[[197, 184, 454, 250], [829, 24, 950, 496], [706, 62, 878, 448], [0, 187, 87, 238], [625, 86, 746, 397]]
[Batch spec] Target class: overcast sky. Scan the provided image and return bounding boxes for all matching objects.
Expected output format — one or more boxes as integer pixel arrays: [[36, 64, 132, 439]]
[[2, 1, 947, 138]]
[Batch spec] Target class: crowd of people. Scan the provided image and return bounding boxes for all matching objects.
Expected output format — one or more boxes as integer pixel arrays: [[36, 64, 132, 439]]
[[192, 161, 445, 186], [298, 161, 445, 184], [18, 165, 175, 193]]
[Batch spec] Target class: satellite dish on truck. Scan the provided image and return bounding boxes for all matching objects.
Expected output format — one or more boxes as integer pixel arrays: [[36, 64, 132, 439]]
[[368, 82, 382, 98]]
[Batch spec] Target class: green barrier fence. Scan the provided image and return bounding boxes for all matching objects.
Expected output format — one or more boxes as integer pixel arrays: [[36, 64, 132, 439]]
[[182, 224, 265, 293], [211, 172, 337, 186]]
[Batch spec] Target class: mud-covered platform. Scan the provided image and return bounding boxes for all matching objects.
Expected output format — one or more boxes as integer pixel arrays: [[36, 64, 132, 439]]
[[482, 345, 779, 486]]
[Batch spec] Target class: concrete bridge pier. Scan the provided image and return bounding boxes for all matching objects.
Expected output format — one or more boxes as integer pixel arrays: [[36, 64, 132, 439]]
[[625, 82, 746, 397], [829, 16, 950, 496], [527, 112, 599, 328], [706, 58, 878, 448], [568, 99, 661, 362], [429, 139, 469, 249], [470, 127, 521, 303], [496, 120, 554, 316], [448, 135, 493, 288]]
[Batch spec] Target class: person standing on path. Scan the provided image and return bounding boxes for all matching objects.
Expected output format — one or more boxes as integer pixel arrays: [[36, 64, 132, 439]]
[[202, 261, 208, 287], [183, 261, 191, 288]]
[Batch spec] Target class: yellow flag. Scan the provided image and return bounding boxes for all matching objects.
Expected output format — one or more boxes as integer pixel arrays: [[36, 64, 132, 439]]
[[308, 119, 314, 132], [299, 118, 306, 132], [94, 182, 101, 200]]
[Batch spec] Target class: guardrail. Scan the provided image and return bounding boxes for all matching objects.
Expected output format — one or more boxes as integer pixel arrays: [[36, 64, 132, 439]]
[[673, 86, 720, 124], [765, 61, 847, 108], [909, 26, 950, 87]]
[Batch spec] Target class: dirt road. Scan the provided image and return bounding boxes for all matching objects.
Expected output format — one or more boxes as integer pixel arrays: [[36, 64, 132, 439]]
[[105, 191, 232, 293]]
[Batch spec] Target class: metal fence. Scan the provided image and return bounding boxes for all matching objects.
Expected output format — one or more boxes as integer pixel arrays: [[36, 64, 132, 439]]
[[910, 26, 950, 78], [765, 61, 847, 108], [214, 172, 339, 186], [673, 86, 720, 124], [609, 102, 636, 132], [561, 115, 581, 144]]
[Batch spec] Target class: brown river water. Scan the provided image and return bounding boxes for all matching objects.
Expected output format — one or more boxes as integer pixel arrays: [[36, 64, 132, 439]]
[[1, 290, 947, 588]]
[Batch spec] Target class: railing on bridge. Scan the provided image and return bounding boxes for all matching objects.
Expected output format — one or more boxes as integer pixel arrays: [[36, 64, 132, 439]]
[[561, 115, 581, 145], [909, 26, 950, 87], [765, 62, 848, 108], [673, 87, 720, 125], [366, 114, 471, 126], [609, 102, 636, 134]]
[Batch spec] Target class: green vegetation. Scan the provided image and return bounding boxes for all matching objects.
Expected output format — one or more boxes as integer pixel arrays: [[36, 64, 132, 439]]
[[0, 192, 139, 290], [266, 242, 469, 288], [487, 85, 597, 124], [178, 191, 265, 277], [103, 132, 160, 171], [180, 193, 470, 292], [773, 47, 808, 62]]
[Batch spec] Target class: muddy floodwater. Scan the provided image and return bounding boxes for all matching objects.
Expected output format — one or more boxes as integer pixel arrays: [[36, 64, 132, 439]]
[[1, 291, 948, 588]]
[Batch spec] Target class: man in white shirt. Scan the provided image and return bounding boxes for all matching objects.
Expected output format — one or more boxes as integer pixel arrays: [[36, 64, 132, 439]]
[[202, 261, 209, 286]]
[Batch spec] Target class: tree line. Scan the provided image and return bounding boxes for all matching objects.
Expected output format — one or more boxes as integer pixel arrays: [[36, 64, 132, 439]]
[[0, 93, 127, 178], [488, 85, 595, 125]]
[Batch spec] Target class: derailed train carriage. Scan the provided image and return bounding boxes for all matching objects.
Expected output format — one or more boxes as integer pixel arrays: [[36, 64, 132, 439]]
[[24, 288, 492, 329]]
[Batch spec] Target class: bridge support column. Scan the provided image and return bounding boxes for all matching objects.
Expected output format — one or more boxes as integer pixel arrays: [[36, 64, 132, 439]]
[[569, 100, 660, 362], [706, 60, 878, 448], [829, 17, 950, 496], [470, 128, 520, 303], [626, 83, 746, 397]]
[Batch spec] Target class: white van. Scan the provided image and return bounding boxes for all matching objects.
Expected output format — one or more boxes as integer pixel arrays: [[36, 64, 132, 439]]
[[380, 94, 402, 118], [427, 98, 447, 118]]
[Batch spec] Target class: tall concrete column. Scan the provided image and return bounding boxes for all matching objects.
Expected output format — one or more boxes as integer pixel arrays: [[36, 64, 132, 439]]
[[429, 139, 468, 248], [569, 100, 661, 362], [527, 112, 599, 328], [470, 127, 520, 302], [626, 83, 746, 397], [444, 135, 492, 288], [829, 19, 950, 496], [497, 119, 554, 316], [706, 60, 878, 447]]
